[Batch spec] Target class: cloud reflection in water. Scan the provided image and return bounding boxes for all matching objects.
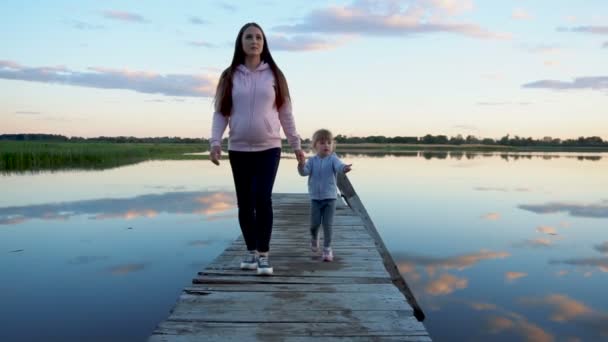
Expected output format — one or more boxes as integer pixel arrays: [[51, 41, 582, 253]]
[[0, 191, 236, 225]]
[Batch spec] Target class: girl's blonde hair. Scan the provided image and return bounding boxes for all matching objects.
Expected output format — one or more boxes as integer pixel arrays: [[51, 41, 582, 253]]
[[312, 129, 334, 151]]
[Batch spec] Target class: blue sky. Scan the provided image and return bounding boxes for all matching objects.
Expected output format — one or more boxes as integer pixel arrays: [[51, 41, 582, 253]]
[[1, 0, 607, 139]]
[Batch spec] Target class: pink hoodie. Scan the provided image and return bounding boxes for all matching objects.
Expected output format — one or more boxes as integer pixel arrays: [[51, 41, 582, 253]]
[[210, 62, 301, 152]]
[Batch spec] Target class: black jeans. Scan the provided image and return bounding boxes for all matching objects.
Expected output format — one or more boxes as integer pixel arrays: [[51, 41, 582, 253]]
[[228, 148, 281, 253]]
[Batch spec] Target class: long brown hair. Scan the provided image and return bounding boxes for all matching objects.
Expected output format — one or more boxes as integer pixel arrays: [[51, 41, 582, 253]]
[[214, 22, 290, 117]]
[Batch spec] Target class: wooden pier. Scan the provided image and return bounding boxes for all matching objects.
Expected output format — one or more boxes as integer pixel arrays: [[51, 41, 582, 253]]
[[149, 175, 431, 341]]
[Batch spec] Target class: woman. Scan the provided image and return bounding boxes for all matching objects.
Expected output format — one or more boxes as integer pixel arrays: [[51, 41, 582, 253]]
[[209, 22, 305, 276]]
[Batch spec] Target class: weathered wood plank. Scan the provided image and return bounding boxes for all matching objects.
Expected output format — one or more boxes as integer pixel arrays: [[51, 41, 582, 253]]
[[151, 321, 429, 338], [184, 283, 403, 293], [173, 291, 411, 311], [167, 309, 414, 324], [148, 191, 430, 341], [192, 273, 393, 284]]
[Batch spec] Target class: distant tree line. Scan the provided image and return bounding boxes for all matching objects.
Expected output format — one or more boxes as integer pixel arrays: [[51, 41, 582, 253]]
[[0, 134, 205, 144], [334, 134, 608, 147], [1, 133, 607, 147]]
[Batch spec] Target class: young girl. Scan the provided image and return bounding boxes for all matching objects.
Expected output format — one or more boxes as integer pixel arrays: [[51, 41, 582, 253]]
[[298, 129, 352, 261]]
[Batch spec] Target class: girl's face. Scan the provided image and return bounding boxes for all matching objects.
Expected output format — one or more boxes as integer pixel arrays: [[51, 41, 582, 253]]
[[315, 139, 333, 157], [241, 26, 264, 57]]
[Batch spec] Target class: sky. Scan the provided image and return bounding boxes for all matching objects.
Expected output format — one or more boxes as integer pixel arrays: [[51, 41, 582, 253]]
[[1, 0, 607, 140]]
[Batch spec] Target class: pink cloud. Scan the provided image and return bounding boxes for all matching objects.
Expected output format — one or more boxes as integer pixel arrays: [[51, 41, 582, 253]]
[[0, 60, 216, 97], [505, 271, 527, 282], [512, 8, 532, 20], [425, 273, 468, 295], [275, 1, 510, 40], [102, 10, 145, 22]]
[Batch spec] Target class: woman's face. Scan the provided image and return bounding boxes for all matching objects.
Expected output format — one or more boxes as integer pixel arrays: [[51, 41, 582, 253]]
[[241, 26, 264, 57]]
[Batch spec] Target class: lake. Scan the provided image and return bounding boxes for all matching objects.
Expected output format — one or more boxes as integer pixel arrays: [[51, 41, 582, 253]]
[[1, 151, 607, 341]]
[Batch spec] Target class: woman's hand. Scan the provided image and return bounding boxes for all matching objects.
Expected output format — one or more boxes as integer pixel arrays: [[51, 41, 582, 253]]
[[294, 149, 305, 164], [210, 146, 222, 166]]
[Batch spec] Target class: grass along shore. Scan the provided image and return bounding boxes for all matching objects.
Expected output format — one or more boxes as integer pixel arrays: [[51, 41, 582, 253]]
[[1, 141, 606, 172]]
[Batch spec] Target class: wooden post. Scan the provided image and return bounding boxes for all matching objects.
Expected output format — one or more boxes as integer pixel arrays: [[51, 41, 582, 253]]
[[337, 172, 426, 322]]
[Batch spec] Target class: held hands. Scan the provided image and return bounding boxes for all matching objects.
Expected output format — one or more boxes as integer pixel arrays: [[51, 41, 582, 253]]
[[294, 149, 305, 165], [343, 164, 352, 173], [210, 146, 222, 166]]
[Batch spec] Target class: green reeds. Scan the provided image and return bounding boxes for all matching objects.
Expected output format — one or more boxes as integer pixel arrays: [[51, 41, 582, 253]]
[[0, 141, 209, 173]]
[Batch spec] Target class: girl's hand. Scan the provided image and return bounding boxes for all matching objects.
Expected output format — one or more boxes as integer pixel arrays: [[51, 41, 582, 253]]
[[294, 149, 305, 164], [210, 146, 222, 166], [343, 164, 352, 173]]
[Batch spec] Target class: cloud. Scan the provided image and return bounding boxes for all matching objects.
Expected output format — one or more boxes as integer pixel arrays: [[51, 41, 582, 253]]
[[476, 101, 532, 106], [452, 124, 478, 131], [395, 249, 510, 274], [425, 273, 467, 295], [536, 226, 558, 235], [194, 193, 236, 215], [187, 240, 212, 247], [189, 16, 207, 25], [217, 2, 237, 12], [485, 315, 554, 342], [14, 111, 41, 115], [268, 34, 349, 52], [505, 271, 527, 282], [522, 44, 561, 54], [68, 255, 110, 265], [0, 191, 236, 225], [557, 26, 608, 35], [90, 209, 158, 220], [594, 241, 608, 254], [482, 212, 500, 220], [518, 201, 608, 218], [0, 60, 216, 97], [474, 186, 508, 191], [470, 302, 497, 311], [67, 20, 104, 30], [108, 263, 146, 275], [543, 60, 560, 67], [187, 40, 215, 48], [550, 257, 608, 273], [522, 76, 608, 91], [513, 238, 553, 248], [102, 10, 146, 23], [520, 294, 593, 322], [603, 41, 608, 48], [274, 1, 509, 40], [512, 8, 532, 20]]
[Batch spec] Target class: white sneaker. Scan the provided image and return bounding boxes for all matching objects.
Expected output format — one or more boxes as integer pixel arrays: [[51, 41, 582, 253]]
[[240, 251, 257, 270], [257, 256, 273, 275], [322, 248, 334, 262], [311, 237, 319, 253]]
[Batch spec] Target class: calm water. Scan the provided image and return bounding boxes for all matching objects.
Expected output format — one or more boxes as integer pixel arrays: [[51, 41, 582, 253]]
[[1, 152, 607, 341]]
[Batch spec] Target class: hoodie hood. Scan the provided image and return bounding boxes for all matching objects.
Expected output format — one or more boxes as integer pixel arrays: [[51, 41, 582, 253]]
[[236, 62, 269, 74]]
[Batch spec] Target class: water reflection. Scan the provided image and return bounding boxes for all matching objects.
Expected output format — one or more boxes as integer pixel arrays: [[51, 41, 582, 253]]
[[484, 314, 553, 342], [108, 263, 147, 275], [520, 294, 608, 337], [394, 250, 510, 272], [337, 150, 604, 161], [549, 257, 608, 273], [505, 272, 527, 282], [518, 201, 608, 218], [0, 191, 236, 225], [2, 153, 607, 341], [512, 238, 554, 248], [394, 250, 510, 296], [594, 242, 608, 254]]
